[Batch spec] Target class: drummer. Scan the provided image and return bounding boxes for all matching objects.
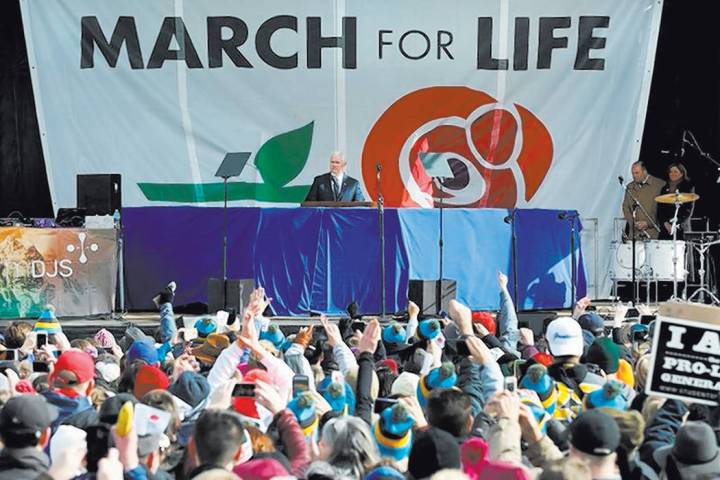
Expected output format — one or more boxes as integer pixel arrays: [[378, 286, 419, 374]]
[[622, 161, 666, 240], [657, 162, 695, 240]]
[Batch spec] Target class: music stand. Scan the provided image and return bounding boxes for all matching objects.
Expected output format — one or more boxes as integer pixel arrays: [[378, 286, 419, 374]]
[[420, 152, 455, 313], [214, 152, 251, 308]]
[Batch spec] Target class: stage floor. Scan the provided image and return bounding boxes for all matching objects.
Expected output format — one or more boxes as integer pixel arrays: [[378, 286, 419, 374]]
[[0, 302, 628, 341]]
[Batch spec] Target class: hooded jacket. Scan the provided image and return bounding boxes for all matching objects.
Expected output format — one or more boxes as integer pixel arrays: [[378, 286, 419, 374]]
[[0, 447, 52, 480], [41, 390, 93, 431]]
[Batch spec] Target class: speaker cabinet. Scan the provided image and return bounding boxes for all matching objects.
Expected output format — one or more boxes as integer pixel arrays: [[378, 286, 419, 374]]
[[408, 279, 457, 315], [77, 174, 121, 216], [208, 278, 254, 313]]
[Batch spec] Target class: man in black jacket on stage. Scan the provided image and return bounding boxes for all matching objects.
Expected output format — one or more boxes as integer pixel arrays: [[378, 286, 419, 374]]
[[304, 152, 365, 202]]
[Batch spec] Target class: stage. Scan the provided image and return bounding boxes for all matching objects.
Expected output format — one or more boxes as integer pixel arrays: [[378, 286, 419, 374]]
[[123, 207, 587, 316]]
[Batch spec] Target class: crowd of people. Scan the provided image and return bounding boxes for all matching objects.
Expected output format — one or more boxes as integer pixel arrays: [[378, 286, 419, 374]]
[[0, 275, 718, 480]]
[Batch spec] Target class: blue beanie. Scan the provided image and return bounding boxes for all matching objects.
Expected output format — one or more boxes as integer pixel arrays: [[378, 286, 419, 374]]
[[194, 317, 217, 338], [520, 364, 558, 416], [260, 324, 286, 349], [373, 403, 414, 461], [584, 380, 628, 411], [126, 339, 159, 365], [320, 380, 356, 415], [382, 323, 406, 345], [287, 392, 319, 438], [364, 465, 406, 480], [520, 395, 551, 434], [417, 362, 457, 406], [417, 319, 441, 341]]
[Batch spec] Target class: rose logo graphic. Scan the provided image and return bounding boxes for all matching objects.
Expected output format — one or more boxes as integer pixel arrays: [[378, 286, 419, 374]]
[[361, 86, 553, 208]]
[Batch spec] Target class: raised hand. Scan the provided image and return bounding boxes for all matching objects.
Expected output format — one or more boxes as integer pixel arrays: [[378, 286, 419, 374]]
[[408, 300, 420, 319], [358, 319, 381, 354], [572, 296, 592, 319], [497, 271, 509, 290], [320, 314, 343, 348]]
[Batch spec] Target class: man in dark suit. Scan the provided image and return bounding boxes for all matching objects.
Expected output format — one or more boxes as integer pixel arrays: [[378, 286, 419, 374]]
[[304, 152, 365, 202]]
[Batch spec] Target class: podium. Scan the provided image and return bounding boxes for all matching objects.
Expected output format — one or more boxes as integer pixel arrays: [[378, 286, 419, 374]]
[[300, 201, 373, 208]]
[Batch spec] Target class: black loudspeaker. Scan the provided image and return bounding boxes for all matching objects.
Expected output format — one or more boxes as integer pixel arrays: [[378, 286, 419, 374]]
[[408, 279, 457, 315], [207, 278, 254, 313], [77, 174, 122, 216]]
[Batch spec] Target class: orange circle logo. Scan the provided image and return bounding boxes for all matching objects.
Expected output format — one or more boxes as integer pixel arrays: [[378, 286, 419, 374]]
[[361, 86, 553, 208]]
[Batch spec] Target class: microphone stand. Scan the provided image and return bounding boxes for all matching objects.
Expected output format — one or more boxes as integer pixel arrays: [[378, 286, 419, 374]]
[[621, 180, 656, 305], [559, 212, 579, 306], [376, 163, 386, 321], [437, 179, 445, 315], [631, 202, 639, 306], [504, 210, 519, 311]]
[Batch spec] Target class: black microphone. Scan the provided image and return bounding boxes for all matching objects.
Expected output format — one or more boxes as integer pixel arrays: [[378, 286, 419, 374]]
[[618, 176, 624, 185], [558, 211, 567, 220], [503, 215, 513, 224]]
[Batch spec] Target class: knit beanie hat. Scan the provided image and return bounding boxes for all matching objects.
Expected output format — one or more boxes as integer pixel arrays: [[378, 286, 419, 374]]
[[520, 394, 551, 434], [259, 324, 286, 349], [194, 317, 217, 338], [373, 403, 414, 461], [471, 311, 497, 336], [34, 305, 62, 334], [380, 359, 399, 375], [321, 381, 356, 415], [408, 427, 461, 479], [364, 465, 406, 480], [169, 371, 210, 408], [126, 339, 159, 365], [616, 358, 635, 388], [597, 407, 645, 452], [418, 362, 457, 406], [133, 365, 170, 399], [461, 437, 533, 480], [391, 371, 420, 398], [417, 319, 441, 341], [287, 391, 319, 438], [382, 322, 406, 345], [584, 337, 620, 374], [583, 380, 628, 411], [519, 364, 558, 416]]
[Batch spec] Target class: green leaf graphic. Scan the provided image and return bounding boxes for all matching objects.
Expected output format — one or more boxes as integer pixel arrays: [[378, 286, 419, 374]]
[[138, 182, 311, 203], [254, 121, 314, 188]]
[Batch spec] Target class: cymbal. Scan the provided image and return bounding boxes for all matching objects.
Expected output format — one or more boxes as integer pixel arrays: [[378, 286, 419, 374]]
[[655, 192, 700, 204]]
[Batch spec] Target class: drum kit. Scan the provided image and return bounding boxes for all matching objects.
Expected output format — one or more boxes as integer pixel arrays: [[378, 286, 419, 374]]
[[611, 191, 720, 304]]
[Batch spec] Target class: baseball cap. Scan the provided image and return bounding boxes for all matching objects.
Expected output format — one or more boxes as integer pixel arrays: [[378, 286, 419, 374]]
[[49, 350, 95, 388], [546, 317, 584, 358], [578, 312, 604, 336], [0, 395, 58, 437], [569, 410, 621, 456]]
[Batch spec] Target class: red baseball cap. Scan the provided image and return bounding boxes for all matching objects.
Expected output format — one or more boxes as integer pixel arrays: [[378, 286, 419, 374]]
[[49, 350, 95, 388]]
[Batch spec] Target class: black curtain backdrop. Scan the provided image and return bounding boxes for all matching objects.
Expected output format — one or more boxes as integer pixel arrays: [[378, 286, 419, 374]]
[[639, 0, 720, 229], [0, 0, 52, 218], [1, 0, 719, 221]]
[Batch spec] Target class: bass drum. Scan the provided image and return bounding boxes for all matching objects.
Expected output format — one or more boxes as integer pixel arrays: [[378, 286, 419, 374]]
[[646, 240, 686, 281], [610, 241, 645, 281]]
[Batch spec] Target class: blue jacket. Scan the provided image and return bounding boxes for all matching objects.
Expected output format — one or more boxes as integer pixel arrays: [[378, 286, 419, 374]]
[[41, 390, 93, 431]]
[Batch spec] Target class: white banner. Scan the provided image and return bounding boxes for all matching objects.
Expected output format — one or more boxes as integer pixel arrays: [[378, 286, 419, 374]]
[[20, 0, 663, 295]]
